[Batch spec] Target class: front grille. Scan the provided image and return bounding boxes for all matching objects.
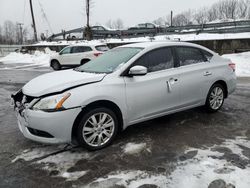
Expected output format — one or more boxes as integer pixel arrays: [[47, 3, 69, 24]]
[[27, 127, 54, 138], [25, 95, 35, 104]]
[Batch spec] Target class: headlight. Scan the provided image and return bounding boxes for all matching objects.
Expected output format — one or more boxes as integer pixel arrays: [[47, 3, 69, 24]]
[[32, 93, 71, 112]]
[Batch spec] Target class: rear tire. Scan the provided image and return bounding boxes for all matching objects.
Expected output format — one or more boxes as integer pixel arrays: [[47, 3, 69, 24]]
[[80, 59, 90, 65], [51, 60, 61, 71], [76, 107, 118, 150], [205, 83, 225, 113]]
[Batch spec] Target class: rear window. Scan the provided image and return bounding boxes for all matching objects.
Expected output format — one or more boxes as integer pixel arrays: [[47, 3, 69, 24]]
[[176, 47, 205, 66], [202, 50, 213, 61], [95, 45, 109, 52]]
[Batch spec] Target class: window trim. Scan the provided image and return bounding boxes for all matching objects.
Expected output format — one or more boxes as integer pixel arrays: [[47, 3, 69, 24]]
[[173, 46, 208, 68], [71, 46, 93, 54], [121, 46, 177, 76]]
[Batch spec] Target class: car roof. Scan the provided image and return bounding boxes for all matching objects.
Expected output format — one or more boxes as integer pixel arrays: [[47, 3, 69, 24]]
[[119, 41, 215, 54], [69, 42, 107, 48]]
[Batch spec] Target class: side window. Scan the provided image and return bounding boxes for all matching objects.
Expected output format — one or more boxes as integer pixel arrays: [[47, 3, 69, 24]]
[[60, 47, 71, 55], [202, 50, 213, 61], [83, 47, 93, 52], [134, 48, 174, 72], [176, 47, 205, 66], [71, 46, 92, 53]]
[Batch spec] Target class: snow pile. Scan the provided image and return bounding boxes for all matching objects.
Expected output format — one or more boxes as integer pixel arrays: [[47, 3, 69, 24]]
[[89, 137, 250, 188], [123, 142, 147, 155], [223, 51, 250, 77], [0, 48, 56, 67]]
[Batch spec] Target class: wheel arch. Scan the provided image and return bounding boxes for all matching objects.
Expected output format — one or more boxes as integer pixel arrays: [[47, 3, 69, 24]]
[[212, 80, 228, 98], [71, 100, 123, 144], [80, 58, 91, 65]]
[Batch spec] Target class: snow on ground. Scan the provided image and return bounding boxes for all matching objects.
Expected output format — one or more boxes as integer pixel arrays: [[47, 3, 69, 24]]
[[123, 142, 148, 155], [105, 32, 250, 43], [12, 145, 90, 181], [222, 51, 250, 77], [89, 137, 250, 188], [0, 48, 56, 67]]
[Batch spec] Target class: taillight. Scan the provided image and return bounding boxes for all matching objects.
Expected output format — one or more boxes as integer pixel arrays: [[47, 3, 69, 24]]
[[229, 63, 236, 72], [94, 52, 102, 57]]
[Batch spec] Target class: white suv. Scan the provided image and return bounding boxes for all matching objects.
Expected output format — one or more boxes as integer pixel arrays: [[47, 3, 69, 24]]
[[50, 43, 109, 70]]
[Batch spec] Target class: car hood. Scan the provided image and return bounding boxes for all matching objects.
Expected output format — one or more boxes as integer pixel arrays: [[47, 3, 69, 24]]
[[22, 69, 106, 97]]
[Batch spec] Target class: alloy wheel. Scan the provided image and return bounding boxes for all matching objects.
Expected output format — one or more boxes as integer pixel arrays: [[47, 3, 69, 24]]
[[209, 87, 224, 110], [82, 112, 115, 147]]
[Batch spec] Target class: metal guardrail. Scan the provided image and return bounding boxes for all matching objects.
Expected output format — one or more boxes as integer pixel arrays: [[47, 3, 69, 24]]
[[47, 20, 250, 41], [0, 45, 22, 57]]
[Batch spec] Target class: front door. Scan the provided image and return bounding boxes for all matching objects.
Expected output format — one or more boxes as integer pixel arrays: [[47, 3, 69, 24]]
[[124, 47, 181, 125]]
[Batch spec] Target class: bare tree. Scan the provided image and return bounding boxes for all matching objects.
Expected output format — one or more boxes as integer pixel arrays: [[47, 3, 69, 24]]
[[173, 10, 193, 26], [236, 0, 249, 18], [194, 8, 208, 24], [153, 17, 167, 26], [113, 19, 124, 30], [0, 25, 2, 44], [216, 0, 238, 20], [207, 5, 219, 22], [106, 19, 124, 29], [106, 19, 114, 29], [3, 20, 16, 44]]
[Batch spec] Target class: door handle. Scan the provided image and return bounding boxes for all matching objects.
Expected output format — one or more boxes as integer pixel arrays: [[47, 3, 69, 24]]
[[204, 71, 212, 76], [166, 78, 178, 92], [166, 81, 172, 92]]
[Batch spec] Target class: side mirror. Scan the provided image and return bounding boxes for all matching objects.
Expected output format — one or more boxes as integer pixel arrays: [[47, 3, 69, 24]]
[[128, 66, 147, 76]]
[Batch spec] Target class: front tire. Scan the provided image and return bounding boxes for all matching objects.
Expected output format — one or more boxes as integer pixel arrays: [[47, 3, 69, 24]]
[[76, 107, 118, 150], [205, 83, 225, 112], [51, 60, 61, 70]]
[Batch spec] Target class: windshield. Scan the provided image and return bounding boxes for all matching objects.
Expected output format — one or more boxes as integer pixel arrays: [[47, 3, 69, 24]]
[[75, 47, 143, 73]]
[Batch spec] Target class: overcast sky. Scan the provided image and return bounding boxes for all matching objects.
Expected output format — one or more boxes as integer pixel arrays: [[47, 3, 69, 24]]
[[0, 0, 220, 35]]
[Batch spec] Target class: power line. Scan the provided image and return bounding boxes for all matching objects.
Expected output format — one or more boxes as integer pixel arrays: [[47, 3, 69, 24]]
[[29, 0, 38, 42], [38, 0, 53, 34]]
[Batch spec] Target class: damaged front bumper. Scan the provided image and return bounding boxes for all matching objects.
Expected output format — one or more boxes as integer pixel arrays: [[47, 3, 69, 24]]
[[11, 90, 81, 144]]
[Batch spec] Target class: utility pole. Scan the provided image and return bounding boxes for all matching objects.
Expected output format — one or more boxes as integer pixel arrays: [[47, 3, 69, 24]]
[[170, 11, 173, 27], [29, 0, 38, 42], [17, 23, 24, 44], [84, 0, 92, 41], [86, 0, 90, 28]]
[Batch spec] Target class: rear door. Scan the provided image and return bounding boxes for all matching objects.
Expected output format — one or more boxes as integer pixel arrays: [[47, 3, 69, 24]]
[[174, 46, 212, 107], [71, 46, 93, 65], [124, 47, 181, 125]]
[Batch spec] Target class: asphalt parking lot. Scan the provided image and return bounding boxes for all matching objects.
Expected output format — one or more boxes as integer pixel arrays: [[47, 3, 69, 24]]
[[0, 66, 250, 188]]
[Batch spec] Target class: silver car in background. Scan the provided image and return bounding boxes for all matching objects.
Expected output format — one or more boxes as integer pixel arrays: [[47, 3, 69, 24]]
[[12, 42, 236, 150]]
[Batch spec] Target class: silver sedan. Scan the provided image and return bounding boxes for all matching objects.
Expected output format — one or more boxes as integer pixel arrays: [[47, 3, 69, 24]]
[[12, 42, 236, 150]]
